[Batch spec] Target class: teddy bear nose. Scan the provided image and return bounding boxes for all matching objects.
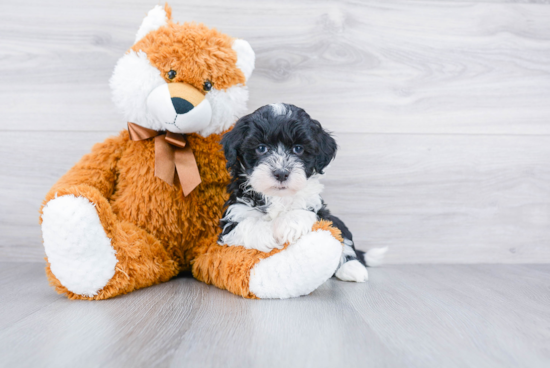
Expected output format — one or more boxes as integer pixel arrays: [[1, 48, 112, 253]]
[[273, 169, 290, 182], [171, 97, 194, 115]]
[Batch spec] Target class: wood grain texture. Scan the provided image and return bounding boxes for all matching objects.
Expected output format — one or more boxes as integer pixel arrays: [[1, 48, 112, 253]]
[[1, 0, 550, 263], [325, 133, 550, 263], [0, 263, 549, 368], [1, 0, 550, 134]]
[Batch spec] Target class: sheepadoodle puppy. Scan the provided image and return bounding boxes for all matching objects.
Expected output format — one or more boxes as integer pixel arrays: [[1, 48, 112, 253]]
[[218, 103, 386, 282]]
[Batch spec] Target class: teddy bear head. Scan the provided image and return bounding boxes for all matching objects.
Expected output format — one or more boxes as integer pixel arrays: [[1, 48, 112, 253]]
[[110, 4, 255, 137]]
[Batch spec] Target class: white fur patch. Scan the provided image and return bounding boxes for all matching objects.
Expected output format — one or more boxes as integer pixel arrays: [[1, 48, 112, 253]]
[[272, 209, 318, 246], [221, 217, 281, 253], [232, 39, 255, 81], [269, 103, 291, 117], [249, 229, 342, 299], [265, 174, 324, 217], [135, 5, 168, 44], [223, 202, 265, 224], [110, 50, 166, 131], [41, 195, 118, 297], [335, 260, 369, 282], [201, 85, 249, 136]]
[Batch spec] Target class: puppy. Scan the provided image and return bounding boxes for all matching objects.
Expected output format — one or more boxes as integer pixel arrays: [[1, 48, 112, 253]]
[[219, 103, 385, 282]]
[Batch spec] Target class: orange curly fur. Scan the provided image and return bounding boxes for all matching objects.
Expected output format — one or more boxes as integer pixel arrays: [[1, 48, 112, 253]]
[[132, 5, 245, 92]]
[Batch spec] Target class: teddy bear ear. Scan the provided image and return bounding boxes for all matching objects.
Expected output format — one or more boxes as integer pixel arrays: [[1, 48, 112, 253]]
[[134, 4, 172, 44], [232, 39, 255, 81]]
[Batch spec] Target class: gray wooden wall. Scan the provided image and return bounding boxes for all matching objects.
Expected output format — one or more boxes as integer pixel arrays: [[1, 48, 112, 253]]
[[1, 0, 549, 263]]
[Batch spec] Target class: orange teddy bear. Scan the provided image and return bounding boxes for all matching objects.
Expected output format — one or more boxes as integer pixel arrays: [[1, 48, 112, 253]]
[[39, 4, 344, 300]]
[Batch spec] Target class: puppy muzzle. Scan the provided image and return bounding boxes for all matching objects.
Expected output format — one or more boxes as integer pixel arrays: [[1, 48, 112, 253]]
[[147, 82, 212, 134]]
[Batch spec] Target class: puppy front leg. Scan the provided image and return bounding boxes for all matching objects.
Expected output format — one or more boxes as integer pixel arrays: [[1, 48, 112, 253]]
[[272, 209, 318, 246], [220, 217, 281, 253]]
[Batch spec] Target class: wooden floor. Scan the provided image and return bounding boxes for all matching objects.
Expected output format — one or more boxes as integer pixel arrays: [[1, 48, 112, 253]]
[[1, 263, 549, 368]]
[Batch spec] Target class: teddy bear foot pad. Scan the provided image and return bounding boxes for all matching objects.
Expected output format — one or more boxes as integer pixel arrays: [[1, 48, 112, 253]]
[[42, 195, 118, 297]]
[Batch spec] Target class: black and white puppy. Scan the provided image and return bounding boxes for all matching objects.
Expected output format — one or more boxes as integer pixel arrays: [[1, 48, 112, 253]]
[[219, 103, 385, 282]]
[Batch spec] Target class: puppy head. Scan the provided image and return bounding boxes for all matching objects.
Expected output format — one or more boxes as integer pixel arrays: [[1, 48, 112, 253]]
[[110, 4, 255, 136], [221, 103, 337, 197]]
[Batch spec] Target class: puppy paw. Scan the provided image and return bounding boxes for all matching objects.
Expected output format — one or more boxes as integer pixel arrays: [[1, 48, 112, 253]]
[[247, 234, 282, 253], [221, 217, 282, 253], [272, 210, 318, 246], [335, 260, 369, 282]]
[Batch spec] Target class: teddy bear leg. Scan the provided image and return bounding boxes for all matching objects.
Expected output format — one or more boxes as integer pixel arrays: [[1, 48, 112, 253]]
[[41, 186, 178, 300], [192, 221, 343, 299]]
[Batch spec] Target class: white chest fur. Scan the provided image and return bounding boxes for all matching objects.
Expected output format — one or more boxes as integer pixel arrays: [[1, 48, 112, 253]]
[[264, 175, 324, 219]]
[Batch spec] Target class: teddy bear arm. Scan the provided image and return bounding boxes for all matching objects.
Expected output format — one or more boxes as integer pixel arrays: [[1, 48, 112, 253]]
[[43, 131, 129, 207]]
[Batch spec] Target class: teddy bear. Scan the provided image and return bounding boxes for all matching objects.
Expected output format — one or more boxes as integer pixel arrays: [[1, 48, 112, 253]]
[[39, 4, 344, 300]]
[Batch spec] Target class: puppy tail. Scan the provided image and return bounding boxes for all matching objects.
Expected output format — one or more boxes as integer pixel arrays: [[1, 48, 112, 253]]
[[358, 247, 388, 267]]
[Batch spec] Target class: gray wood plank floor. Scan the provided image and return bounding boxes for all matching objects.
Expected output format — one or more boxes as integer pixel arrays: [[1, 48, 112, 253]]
[[1, 262, 549, 368]]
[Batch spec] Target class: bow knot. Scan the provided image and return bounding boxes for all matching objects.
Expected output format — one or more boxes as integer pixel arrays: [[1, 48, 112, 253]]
[[127, 122, 201, 196]]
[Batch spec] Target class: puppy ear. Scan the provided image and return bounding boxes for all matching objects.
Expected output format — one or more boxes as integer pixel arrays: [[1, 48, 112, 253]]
[[134, 4, 171, 44], [312, 121, 337, 174], [221, 118, 249, 170]]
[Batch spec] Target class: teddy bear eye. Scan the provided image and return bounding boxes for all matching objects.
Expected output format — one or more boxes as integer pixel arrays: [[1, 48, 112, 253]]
[[167, 70, 177, 80], [203, 80, 213, 92]]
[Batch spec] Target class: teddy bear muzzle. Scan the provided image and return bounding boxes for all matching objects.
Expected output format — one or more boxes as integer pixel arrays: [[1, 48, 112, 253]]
[[146, 82, 212, 134]]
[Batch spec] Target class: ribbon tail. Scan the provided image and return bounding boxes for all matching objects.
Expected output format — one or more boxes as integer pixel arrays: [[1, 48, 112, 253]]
[[154, 135, 176, 185], [128, 122, 159, 141], [174, 146, 202, 196]]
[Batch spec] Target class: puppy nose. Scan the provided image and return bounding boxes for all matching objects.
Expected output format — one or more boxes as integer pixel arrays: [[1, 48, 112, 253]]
[[171, 97, 194, 114], [273, 170, 290, 182]]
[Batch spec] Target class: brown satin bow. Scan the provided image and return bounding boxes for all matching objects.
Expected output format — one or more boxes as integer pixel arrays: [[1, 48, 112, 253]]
[[127, 122, 201, 196]]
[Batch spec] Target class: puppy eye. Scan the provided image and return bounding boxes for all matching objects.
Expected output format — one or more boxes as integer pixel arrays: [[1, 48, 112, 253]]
[[255, 144, 269, 155], [203, 80, 213, 92], [167, 70, 177, 80], [292, 145, 304, 155]]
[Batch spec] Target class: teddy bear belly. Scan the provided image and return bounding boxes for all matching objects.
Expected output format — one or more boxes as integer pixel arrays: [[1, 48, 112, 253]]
[[107, 136, 229, 268], [109, 177, 226, 268]]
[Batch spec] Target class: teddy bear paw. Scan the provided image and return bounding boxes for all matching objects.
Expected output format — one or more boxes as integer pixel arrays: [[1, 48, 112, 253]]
[[41, 195, 118, 297]]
